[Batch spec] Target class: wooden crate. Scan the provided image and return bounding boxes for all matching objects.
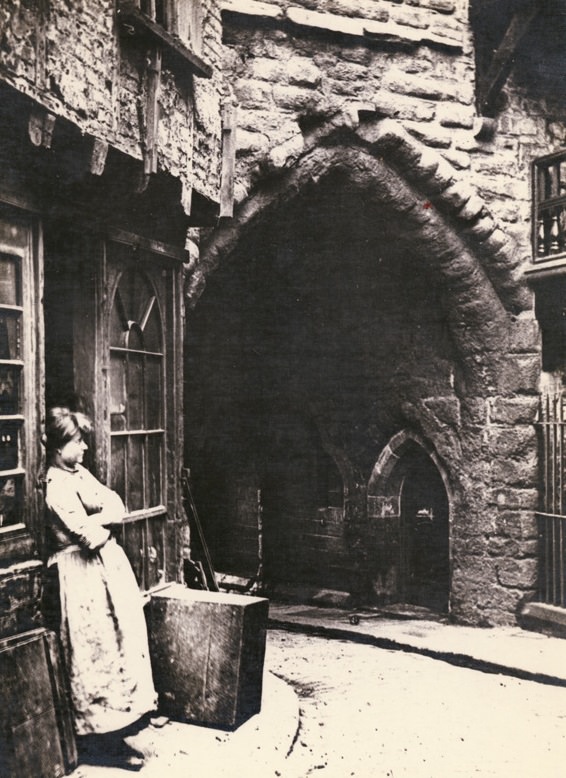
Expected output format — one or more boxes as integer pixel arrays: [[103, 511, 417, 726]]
[[147, 584, 269, 729], [0, 628, 77, 777]]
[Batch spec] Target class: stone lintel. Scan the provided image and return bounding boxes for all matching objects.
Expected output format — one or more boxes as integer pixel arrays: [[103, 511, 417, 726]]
[[221, 0, 283, 19]]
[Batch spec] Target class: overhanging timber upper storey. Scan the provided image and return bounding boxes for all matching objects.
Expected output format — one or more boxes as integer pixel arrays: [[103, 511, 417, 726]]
[[117, 1, 213, 79]]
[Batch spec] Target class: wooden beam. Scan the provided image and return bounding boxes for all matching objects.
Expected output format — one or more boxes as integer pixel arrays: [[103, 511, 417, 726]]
[[144, 45, 162, 176], [477, 0, 544, 116], [89, 138, 109, 176], [117, 1, 212, 79], [28, 110, 56, 148], [219, 103, 236, 219]]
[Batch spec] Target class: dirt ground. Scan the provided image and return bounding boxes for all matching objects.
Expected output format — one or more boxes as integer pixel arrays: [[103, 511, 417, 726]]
[[265, 629, 566, 778]]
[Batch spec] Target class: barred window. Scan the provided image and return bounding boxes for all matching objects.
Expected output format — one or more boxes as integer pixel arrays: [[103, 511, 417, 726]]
[[533, 151, 566, 261]]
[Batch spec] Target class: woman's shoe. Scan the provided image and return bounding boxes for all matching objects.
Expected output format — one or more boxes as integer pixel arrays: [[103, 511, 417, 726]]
[[78, 734, 145, 771]]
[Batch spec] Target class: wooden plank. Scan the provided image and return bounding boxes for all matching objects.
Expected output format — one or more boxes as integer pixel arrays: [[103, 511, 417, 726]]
[[43, 631, 78, 773], [118, 1, 212, 78], [144, 46, 162, 176], [477, 0, 544, 115], [89, 138, 109, 176], [0, 629, 71, 778], [28, 110, 52, 148], [220, 103, 236, 218]]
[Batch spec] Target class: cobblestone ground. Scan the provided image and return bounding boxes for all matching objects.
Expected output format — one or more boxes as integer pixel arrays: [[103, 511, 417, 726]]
[[265, 629, 566, 778]]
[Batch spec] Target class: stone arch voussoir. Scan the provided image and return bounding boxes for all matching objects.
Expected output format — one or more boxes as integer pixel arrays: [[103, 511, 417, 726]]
[[367, 429, 452, 507], [193, 115, 528, 363]]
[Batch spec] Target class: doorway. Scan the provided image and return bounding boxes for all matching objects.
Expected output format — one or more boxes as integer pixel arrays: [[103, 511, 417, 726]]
[[399, 448, 450, 612]]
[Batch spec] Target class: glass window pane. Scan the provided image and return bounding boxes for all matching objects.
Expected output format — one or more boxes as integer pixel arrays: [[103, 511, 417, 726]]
[[146, 357, 162, 429], [147, 433, 162, 507], [110, 436, 126, 503], [129, 435, 144, 511], [0, 476, 21, 528], [0, 421, 19, 471], [110, 353, 127, 431], [110, 291, 127, 347], [0, 314, 21, 360], [0, 255, 19, 306], [127, 354, 144, 429], [143, 301, 162, 353], [0, 365, 20, 415], [127, 325, 144, 351]]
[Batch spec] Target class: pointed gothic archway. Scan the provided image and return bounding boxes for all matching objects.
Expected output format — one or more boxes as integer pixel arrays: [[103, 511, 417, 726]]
[[185, 113, 527, 603], [368, 430, 451, 613]]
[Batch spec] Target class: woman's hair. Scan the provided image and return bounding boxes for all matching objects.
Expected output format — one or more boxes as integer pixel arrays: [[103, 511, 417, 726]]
[[44, 407, 92, 460]]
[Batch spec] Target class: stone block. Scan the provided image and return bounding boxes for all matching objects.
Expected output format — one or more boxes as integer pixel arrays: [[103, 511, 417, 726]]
[[286, 6, 365, 37], [443, 148, 471, 170], [236, 128, 270, 155], [419, 0, 456, 14], [404, 120, 453, 148], [272, 83, 319, 111], [436, 103, 474, 129], [326, 0, 389, 23], [496, 558, 537, 589], [287, 55, 322, 87], [486, 426, 537, 460], [489, 452, 538, 490], [496, 354, 540, 394], [381, 68, 462, 102], [488, 397, 539, 425], [248, 56, 289, 83], [235, 77, 273, 108], [391, 7, 430, 29], [490, 488, 539, 511], [506, 316, 541, 354], [373, 91, 436, 122]]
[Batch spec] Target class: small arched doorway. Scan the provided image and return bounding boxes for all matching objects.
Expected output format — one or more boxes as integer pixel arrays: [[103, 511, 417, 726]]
[[368, 432, 450, 614], [399, 447, 449, 612]]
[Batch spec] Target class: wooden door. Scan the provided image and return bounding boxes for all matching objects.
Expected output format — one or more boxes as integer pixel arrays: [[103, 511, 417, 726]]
[[400, 450, 450, 612], [106, 238, 182, 590]]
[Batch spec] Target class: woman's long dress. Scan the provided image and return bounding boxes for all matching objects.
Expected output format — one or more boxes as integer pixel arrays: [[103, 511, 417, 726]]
[[45, 464, 157, 735]]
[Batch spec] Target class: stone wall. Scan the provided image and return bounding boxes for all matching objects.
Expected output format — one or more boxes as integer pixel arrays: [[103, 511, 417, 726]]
[[0, 0, 223, 208], [182, 0, 566, 625]]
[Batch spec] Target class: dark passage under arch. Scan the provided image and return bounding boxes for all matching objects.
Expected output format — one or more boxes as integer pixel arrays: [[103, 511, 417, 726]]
[[399, 447, 450, 613]]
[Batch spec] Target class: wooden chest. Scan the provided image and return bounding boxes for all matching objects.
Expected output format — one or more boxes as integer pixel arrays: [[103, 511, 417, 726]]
[[147, 584, 269, 729], [0, 628, 77, 777]]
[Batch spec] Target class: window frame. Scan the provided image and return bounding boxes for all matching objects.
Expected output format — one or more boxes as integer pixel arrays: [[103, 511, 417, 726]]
[[532, 150, 566, 265], [0, 203, 43, 562], [109, 265, 167, 515], [97, 230, 185, 589], [117, 0, 211, 78]]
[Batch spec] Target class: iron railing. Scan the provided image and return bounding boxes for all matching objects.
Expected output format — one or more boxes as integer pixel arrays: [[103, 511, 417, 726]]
[[538, 392, 566, 606]]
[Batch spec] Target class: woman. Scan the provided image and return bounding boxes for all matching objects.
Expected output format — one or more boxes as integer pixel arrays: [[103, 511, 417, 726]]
[[43, 407, 157, 770]]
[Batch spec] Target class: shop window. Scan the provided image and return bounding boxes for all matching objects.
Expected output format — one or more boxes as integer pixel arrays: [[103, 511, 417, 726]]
[[0, 207, 41, 556], [533, 151, 566, 261]]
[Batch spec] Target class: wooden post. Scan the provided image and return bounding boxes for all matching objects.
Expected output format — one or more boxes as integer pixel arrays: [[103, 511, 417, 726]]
[[89, 138, 109, 176], [28, 111, 56, 149], [145, 46, 162, 175], [220, 103, 236, 218]]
